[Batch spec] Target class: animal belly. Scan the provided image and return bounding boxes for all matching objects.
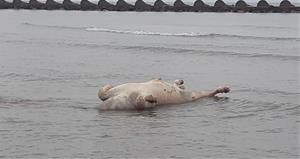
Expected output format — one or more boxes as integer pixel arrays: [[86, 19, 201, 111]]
[[99, 96, 135, 110], [150, 89, 187, 105]]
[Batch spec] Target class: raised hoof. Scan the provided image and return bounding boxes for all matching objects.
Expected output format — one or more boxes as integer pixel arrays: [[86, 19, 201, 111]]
[[174, 79, 184, 85], [178, 85, 185, 90], [216, 86, 230, 93]]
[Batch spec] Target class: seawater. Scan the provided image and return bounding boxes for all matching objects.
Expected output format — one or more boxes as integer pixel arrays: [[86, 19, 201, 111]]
[[0, 10, 299, 158]]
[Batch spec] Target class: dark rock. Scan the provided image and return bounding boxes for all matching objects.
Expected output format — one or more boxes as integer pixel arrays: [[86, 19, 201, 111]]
[[173, 0, 192, 11], [29, 0, 46, 9], [80, 0, 98, 10], [63, 0, 81, 10], [135, 0, 153, 11], [193, 0, 210, 11], [0, 0, 13, 9], [153, 0, 172, 11], [234, 0, 252, 12], [194, 0, 209, 7], [255, 0, 275, 12], [213, 0, 232, 12], [280, 0, 294, 7], [257, 0, 270, 7], [279, 0, 297, 12], [13, 0, 30, 9], [98, 0, 115, 10], [214, 0, 228, 7], [115, 0, 134, 11], [46, 0, 62, 10], [235, 0, 249, 8]]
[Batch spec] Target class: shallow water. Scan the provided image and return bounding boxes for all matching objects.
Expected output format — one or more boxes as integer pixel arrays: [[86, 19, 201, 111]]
[[0, 10, 299, 158]]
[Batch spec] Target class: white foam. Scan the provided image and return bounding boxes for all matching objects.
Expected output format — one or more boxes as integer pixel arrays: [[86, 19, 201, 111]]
[[86, 27, 201, 37]]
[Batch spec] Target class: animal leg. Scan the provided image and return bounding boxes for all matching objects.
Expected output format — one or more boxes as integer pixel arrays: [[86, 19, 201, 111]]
[[191, 86, 230, 100], [135, 95, 157, 109], [174, 79, 185, 89], [98, 84, 114, 101], [203, 86, 230, 97], [144, 95, 157, 104], [215, 86, 230, 94]]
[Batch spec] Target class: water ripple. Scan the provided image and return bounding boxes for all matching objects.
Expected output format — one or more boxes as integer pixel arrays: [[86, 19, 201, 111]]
[[2, 39, 298, 61], [23, 22, 300, 41], [222, 113, 257, 119]]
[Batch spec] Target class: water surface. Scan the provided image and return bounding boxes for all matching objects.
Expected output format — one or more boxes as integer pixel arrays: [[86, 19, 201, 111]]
[[0, 10, 299, 158]]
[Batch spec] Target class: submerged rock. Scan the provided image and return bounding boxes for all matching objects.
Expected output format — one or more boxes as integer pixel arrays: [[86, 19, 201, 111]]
[[0, 0, 13, 9], [46, 0, 62, 10], [80, 0, 98, 10], [29, 0, 46, 9], [173, 0, 192, 11], [98, 0, 115, 10], [135, 0, 153, 11], [115, 0, 134, 11], [13, 0, 30, 9], [62, 0, 81, 10]]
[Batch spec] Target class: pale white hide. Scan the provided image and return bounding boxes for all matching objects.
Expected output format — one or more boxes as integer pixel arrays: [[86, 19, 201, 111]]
[[98, 79, 230, 110]]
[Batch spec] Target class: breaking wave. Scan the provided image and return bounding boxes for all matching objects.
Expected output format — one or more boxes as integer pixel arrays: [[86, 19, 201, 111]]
[[86, 27, 299, 41], [23, 22, 299, 41]]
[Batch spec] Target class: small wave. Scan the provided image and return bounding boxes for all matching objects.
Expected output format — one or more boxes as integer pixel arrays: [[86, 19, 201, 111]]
[[98, 135, 113, 138], [3, 36, 299, 61], [0, 72, 65, 82], [0, 72, 35, 78], [236, 88, 300, 96], [86, 27, 208, 37], [1, 117, 33, 124], [23, 22, 84, 30], [283, 105, 300, 111], [227, 98, 299, 115], [237, 24, 297, 30], [0, 96, 60, 107], [256, 128, 283, 133], [86, 27, 299, 41], [22, 23, 299, 41], [122, 45, 300, 61], [222, 113, 256, 119], [0, 96, 32, 105]]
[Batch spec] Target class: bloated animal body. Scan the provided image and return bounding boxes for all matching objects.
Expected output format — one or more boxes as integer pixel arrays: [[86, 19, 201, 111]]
[[98, 79, 230, 110]]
